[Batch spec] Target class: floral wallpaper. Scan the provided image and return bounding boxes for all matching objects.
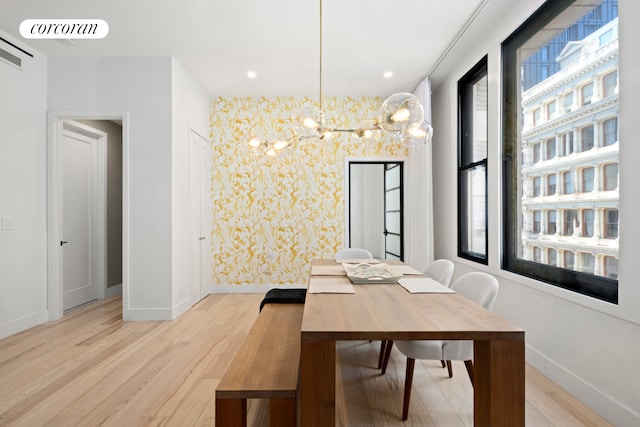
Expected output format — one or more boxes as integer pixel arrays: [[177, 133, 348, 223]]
[[209, 96, 408, 285]]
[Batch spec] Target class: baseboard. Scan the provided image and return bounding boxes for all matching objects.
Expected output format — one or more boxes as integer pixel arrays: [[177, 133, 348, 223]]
[[526, 344, 640, 426], [207, 284, 308, 294], [171, 297, 192, 319], [122, 296, 195, 321], [0, 309, 48, 340], [105, 283, 122, 298]]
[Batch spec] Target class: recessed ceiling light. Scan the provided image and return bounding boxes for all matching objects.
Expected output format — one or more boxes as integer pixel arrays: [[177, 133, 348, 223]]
[[247, 70, 257, 79], [383, 71, 393, 79]]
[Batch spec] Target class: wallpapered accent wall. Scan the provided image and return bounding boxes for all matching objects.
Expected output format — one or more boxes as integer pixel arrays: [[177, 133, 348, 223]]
[[210, 96, 408, 285]]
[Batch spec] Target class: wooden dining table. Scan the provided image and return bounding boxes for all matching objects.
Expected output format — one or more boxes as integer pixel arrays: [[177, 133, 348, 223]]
[[299, 259, 525, 426]]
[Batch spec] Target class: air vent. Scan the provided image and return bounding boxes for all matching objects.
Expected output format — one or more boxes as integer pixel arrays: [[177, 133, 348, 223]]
[[0, 47, 22, 69], [0, 36, 33, 70]]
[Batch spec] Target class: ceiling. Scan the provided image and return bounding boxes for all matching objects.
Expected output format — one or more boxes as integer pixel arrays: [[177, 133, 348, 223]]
[[0, 0, 488, 98]]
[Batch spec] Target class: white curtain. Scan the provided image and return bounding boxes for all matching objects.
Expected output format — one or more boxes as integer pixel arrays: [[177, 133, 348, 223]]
[[404, 78, 434, 273]]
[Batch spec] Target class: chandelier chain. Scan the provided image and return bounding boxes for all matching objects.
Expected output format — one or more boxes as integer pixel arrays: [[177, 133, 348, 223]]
[[319, 0, 323, 112]]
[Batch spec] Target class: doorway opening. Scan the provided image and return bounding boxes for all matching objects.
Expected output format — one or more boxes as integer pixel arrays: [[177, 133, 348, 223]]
[[347, 161, 404, 261], [47, 112, 126, 320]]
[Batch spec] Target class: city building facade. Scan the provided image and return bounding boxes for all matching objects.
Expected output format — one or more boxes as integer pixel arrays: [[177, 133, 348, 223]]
[[520, 17, 619, 279]]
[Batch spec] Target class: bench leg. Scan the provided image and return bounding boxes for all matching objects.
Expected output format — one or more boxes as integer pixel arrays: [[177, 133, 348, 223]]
[[215, 398, 247, 427], [270, 398, 296, 427]]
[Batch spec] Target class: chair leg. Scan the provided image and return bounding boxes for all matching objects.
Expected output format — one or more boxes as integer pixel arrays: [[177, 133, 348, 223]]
[[381, 340, 394, 374], [440, 360, 446, 368], [402, 357, 415, 421], [464, 360, 474, 386], [446, 360, 453, 378], [378, 340, 387, 369]]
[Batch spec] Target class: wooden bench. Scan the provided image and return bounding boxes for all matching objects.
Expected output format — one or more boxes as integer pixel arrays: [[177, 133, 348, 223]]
[[215, 302, 304, 427]]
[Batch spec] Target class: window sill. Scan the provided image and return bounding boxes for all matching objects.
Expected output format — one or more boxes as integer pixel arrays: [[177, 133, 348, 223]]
[[454, 255, 640, 326]]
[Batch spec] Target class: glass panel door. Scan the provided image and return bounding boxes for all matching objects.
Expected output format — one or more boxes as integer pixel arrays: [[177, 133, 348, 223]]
[[384, 163, 403, 260]]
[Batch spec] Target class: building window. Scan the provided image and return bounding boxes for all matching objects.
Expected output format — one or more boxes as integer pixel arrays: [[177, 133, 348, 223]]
[[563, 92, 573, 112], [603, 70, 617, 97], [547, 174, 557, 195], [458, 56, 488, 264], [580, 125, 594, 151], [546, 137, 556, 159], [533, 176, 542, 196], [533, 108, 541, 126], [533, 210, 541, 233], [547, 210, 557, 234], [580, 252, 595, 274], [547, 100, 556, 119], [604, 208, 618, 238], [562, 171, 573, 194], [582, 167, 594, 192], [564, 251, 575, 270], [603, 117, 618, 146], [533, 246, 542, 262], [604, 256, 618, 279], [582, 209, 594, 237], [502, 0, 619, 304], [581, 82, 593, 106], [548, 249, 557, 266], [561, 132, 574, 156], [533, 142, 542, 163], [563, 209, 576, 236], [603, 163, 618, 191]]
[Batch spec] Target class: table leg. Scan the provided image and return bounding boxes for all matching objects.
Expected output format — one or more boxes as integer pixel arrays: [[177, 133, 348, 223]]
[[299, 340, 335, 427], [270, 398, 296, 427], [215, 398, 246, 427], [473, 339, 525, 427]]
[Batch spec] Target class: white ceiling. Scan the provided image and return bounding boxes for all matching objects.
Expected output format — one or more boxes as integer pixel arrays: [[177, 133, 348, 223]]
[[0, 0, 487, 97]]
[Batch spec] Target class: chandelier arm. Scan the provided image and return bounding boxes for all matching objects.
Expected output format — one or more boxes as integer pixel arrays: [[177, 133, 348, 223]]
[[327, 122, 385, 133]]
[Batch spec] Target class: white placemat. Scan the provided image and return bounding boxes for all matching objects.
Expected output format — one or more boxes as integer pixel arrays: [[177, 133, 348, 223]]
[[397, 277, 455, 294], [308, 277, 356, 294], [310, 264, 347, 276]]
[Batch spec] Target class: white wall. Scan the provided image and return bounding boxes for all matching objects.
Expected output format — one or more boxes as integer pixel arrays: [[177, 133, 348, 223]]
[[170, 58, 210, 314], [49, 57, 210, 320], [0, 31, 48, 338], [430, 0, 640, 425], [48, 57, 174, 320]]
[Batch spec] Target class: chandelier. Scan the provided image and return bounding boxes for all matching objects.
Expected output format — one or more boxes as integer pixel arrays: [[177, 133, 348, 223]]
[[246, 0, 433, 157]]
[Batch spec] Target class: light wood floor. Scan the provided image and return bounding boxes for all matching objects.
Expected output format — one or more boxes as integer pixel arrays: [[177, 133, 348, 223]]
[[0, 295, 611, 426]]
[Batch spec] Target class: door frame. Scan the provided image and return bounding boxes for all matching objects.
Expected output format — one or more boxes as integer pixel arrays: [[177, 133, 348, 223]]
[[344, 156, 405, 255], [383, 162, 404, 260], [47, 111, 129, 321]]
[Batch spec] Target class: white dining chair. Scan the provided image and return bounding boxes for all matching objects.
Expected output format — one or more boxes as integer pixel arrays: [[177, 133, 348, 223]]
[[381, 271, 499, 420], [423, 259, 454, 287], [334, 248, 373, 260], [377, 259, 455, 369]]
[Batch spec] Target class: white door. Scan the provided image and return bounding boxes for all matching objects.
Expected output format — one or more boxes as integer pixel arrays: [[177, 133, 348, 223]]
[[189, 130, 212, 303], [61, 128, 98, 310]]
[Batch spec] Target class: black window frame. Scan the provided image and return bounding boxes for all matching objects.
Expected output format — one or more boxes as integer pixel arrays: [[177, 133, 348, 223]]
[[501, 0, 618, 304], [458, 56, 488, 264]]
